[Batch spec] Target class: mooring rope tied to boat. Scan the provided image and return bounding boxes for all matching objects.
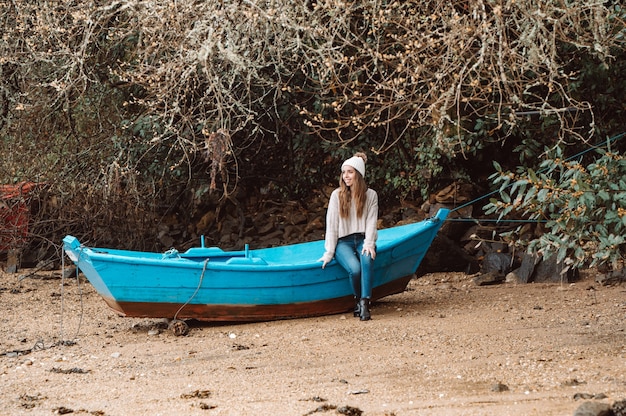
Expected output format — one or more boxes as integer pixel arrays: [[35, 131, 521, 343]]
[[1, 254, 79, 356], [173, 258, 210, 321], [60, 247, 84, 344], [162, 248, 180, 259], [447, 131, 626, 224]]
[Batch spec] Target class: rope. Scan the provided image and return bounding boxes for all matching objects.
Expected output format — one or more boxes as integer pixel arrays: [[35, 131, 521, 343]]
[[1, 339, 46, 357], [162, 248, 180, 259], [173, 258, 209, 321], [445, 131, 626, 223], [2, 250, 82, 357], [59, 248, 84, 345], [446, 217, 546, 224]]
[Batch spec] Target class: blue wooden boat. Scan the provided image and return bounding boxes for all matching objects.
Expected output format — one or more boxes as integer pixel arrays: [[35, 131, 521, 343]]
[[62, 208, 448, 322]]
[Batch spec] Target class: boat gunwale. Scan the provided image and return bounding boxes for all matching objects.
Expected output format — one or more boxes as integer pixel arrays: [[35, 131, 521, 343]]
[[65, 210, 448, 272]]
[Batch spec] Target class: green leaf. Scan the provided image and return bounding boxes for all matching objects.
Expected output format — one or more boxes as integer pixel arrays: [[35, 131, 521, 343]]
[[523, 186, 538, 204], [536, 188, 549, 202], [510, 179, 527, 195], [597, 190, 610, 201]]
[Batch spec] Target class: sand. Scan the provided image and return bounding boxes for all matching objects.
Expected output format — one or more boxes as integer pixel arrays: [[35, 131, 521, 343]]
[[1, 268, 625, 416]]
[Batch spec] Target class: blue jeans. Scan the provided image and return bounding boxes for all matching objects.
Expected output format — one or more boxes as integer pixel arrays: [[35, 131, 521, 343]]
[[335, 233, 374, 299]]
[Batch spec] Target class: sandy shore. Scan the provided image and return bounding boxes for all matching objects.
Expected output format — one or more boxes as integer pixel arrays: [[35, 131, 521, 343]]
[[1, 268, 625, 415]]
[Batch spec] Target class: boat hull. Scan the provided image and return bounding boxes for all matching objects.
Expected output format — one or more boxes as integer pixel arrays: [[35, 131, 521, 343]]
[[63, 208, 448, 322], [102, 275, 412, 322]]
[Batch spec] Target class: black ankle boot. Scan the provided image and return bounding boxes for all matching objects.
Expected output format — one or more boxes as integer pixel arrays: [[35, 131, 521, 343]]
[[359, 298, 371, 321], [353, 297, 361, 317]]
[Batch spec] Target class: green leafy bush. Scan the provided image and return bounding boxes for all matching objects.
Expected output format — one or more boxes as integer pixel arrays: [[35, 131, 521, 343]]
[[485, 142, 626, 272]]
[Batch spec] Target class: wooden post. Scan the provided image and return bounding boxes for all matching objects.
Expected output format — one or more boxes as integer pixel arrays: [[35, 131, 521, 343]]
[[6, 248, 21, 273]]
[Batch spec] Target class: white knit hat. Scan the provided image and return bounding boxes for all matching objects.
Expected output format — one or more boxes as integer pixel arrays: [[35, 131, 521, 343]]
[[342, 155, 366, 178]]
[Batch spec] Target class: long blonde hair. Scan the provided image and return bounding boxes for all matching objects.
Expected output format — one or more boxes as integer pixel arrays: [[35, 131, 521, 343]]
[[339, 152, 368, 218]]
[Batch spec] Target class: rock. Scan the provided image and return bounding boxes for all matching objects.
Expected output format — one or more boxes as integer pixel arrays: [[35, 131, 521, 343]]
[[417, 234, 478, 275], [306, 229, 324, 241], [196, 210, 216, 233], [596, 269, 626, 286], [35, 259, 55, 271], [463, 238, 482, 257], [533, 257, 572, 283], [504, 271, 517, 284], [62, 265, 78, 279], [256, 219, 275, 235], [282, 225, 297, 242], [563, 378, 586, 386], [574, 393, 596, 400], [473, 271, 505, 286], [285, 211, 308, 225], [219, 233, 233, 246], [572, 401, 613, 416], [507, 253, 539, 284], [304, 216, 324, 233], [6, 249, 20, 273], [481, 252, 512, 275], [157, 228, 174, 248], [459, 225, 494, 256], [431, 181, 474, 204], [336, 405, 363, 415], [613, 399, 626, 416], [481, 240, 508, 254], [491, 382, 509, 392], [168, 319, 189, 336]]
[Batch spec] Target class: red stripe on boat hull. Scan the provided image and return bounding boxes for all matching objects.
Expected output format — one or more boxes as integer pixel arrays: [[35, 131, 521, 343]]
[[100, 275, 414, 322]]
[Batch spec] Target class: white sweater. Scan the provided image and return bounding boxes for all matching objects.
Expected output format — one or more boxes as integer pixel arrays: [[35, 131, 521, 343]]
[[320, 188, 378, 263]]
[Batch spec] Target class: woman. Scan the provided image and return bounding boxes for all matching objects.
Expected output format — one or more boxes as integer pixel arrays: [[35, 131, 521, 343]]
[[319, 152, 378, 321]]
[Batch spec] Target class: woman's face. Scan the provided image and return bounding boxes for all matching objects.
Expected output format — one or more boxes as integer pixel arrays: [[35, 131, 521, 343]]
[[342, 166, 357, 187]]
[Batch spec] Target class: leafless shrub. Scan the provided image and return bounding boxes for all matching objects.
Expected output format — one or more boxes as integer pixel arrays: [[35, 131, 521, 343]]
[[202, 128, 236, 193], [0, 0, 623, 250]]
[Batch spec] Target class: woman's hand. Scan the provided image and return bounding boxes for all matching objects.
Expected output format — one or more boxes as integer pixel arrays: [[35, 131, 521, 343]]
[[318, 257, 330, 269], [361, 247, 376, 260]]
